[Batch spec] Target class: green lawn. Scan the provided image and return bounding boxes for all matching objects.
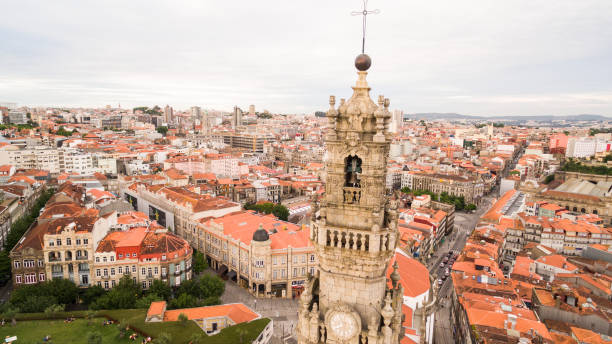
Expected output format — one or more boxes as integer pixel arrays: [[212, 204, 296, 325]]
[[0, 318, 135, 344], [3, 309, 271, 344], [102, 309, 270, 344]]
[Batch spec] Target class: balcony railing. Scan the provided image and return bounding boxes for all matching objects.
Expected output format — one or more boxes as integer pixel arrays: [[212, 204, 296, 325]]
[[76, 256, 88, 260], [48, 258, 61, 262], [342, 187, 361, 204]]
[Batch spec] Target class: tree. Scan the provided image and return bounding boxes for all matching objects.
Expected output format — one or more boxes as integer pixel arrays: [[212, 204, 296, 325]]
[[87, 331, 103, 344], [192, 250, 208, 275], [169, 293, 200, 309], [154, 332, 173, 344], [135, 293, 164, 309], [82, 285, 106, 305], [149, 279, 172, 301], [272, 204, 289, 221], [178, 313, 189, 326], [543, 174, 555, 184], [156, 126, 168, 136], [176, 279, 201, 299], [199, 274, 225, 299], [465, 204, 477, 211]]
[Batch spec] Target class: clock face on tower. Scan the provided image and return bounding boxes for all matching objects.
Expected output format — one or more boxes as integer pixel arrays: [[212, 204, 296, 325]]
[[329, 311, 358, 340]]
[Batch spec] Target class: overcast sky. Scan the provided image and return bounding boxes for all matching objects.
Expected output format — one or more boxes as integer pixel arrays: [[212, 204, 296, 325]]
[[1, 1, 611, 116]]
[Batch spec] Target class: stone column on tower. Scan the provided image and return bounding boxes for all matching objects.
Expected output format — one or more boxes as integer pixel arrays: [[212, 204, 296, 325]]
[[296, 54, 403, 344]]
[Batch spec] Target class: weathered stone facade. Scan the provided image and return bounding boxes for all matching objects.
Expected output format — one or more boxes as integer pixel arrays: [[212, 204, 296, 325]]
[[297, 56, 404, 344]]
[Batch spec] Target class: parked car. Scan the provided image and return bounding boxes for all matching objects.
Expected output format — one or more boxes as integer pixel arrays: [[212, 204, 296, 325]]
[[440, 262, 445, 268]]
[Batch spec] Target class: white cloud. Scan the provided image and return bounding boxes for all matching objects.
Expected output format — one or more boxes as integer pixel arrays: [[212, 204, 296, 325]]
[[0, 0, 611, 116]]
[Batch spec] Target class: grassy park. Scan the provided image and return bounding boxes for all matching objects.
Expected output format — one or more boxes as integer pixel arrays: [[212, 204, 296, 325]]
[[0, 309, 270, 344], [0, 317, 133, 344]]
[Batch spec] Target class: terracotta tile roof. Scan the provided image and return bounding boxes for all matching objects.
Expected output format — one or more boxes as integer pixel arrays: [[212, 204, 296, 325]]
[[162, 303, 259, 323], [387, 250, 430, 298], [571, 326, 611, 344]]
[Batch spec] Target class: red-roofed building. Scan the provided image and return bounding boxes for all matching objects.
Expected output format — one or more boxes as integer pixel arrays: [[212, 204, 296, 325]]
[[197, 210, 315, 299]]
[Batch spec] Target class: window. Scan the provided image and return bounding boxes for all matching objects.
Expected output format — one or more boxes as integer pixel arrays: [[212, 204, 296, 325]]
[[162, 255, 166, 261], [111, 280, 116, 288], [302, 255, 306, 263], [13, 261, 20, 269], [154, 267, 159, 275], [25, 274, 36, 284], [118, 254, 123, 258], [310, 267, 315, 276], [83, 239, 88, 245], [97, 281, 101, 287], [66, 238, 71, 245], [132, 253, 137, 257], [39, 273, 45, 282], [38, 260, 44, 267], [141, 268, 146, 275], [110, 256, 114, 262], [15, 275, 22, 284], [118, 267, 123, 274], [104, 281, 109, 289], [48, 241, 54, 247], [132, 265, 136, 273], [24, 260, 34, 268], [76, 239, 81, 245], [56, 239, 61, 246], [96, 269, 101, 277], [103, 257, 107, 263], [310, 255, 315, 262], [293, 256, 298, 264], [281, 269, 286, 278], [95, 257, 100, 263], [148, 268, 152, 276], [142, 281, 147, 289], [273, 270, 278, 279], [110, 268, 115, 276], [162, 268, 166, 276], [103, 268, 108, 276], [273, 256, 277, 265], [302, 267, 306, 276], [293, 268, 297, 277]]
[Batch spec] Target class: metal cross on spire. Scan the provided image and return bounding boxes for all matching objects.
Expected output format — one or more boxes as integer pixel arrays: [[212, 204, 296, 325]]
[[352, 0, 380, 54]]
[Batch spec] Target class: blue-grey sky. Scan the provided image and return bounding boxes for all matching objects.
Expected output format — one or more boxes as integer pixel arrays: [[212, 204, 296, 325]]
[[1, 1, 611, 116]]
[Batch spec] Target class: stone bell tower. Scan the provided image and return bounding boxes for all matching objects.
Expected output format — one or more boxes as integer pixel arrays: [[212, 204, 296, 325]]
[[296, 54, 404, 344]]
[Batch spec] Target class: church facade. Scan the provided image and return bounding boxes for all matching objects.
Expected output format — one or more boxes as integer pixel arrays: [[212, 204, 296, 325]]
[[296, 54, 405, 344]]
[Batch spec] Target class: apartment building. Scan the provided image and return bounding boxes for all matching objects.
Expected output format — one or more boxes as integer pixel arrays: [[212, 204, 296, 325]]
[[94, 224, 192, 289], [197, 210, 316, 298], [122, 183, 241, 244], [411, 172, 485, 204]]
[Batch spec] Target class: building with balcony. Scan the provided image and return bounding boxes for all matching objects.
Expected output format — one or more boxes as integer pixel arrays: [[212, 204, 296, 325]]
[[197, 210, 315, 298], [93, 223, 192, 289]]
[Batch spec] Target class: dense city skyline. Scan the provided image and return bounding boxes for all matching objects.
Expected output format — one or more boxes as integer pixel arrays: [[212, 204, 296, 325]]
[[1, 1, 611, 116]]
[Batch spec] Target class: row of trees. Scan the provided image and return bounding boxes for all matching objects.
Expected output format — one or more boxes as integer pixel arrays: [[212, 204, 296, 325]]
[[400, 187, 476, 211], [561, 159, 612, 176], [244, 202, 290, 221], [0, 188, 55, 285]]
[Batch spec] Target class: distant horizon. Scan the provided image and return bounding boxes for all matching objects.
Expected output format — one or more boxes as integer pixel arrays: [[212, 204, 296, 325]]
[[2, 102, 611, 119]]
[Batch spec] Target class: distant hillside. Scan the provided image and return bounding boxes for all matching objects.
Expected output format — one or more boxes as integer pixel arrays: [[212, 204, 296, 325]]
[[404, 113, 611, 122]]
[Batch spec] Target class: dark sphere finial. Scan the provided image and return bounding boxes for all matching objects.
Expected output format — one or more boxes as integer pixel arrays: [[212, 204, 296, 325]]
[[355, 54, 371, 71]]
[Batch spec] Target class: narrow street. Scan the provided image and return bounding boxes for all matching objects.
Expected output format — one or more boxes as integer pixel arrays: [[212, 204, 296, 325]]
[[430, 196, 495, 344]]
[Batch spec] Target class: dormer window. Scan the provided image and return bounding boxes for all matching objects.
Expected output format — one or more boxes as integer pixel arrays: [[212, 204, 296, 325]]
[[345, 155, 362, 187]]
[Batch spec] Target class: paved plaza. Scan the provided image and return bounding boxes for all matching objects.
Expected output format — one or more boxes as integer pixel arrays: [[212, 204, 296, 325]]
[[221, 280, 299, 342]]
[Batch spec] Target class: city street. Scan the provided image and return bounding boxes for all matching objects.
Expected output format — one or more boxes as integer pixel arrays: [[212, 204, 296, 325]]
[[430, 196, 495, 344]]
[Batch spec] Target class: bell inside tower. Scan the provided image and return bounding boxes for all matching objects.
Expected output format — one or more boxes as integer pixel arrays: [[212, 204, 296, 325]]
[[344, 155, 362, 187]]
